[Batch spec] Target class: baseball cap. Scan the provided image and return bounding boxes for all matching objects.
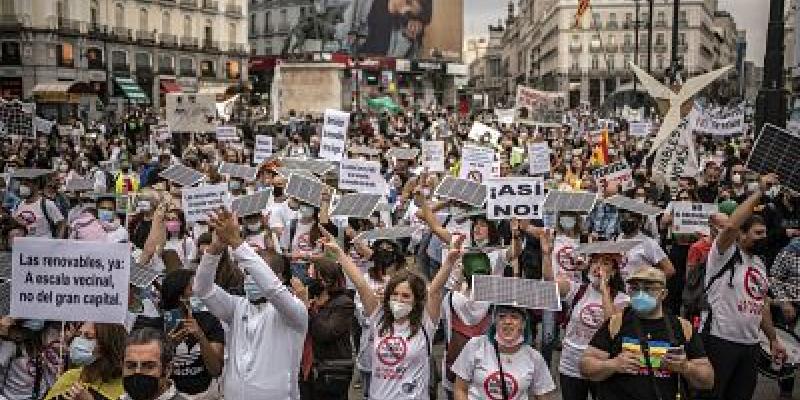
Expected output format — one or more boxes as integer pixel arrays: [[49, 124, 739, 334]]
[[625, 266, 666, 285]]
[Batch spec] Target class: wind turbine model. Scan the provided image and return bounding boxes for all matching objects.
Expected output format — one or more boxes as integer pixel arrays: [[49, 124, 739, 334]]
[[628, 62, 733, 156]]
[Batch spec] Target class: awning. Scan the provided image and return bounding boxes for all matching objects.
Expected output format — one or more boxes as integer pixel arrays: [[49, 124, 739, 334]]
[[160, 80, 182, 94], [114, 77, 149, 104], [198, 84, 231, 96], [32, 82, 81, 103], [32, 82, 73, 94]]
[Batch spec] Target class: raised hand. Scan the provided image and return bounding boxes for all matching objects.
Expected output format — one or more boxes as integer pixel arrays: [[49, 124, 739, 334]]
[[208, 208, 243, 248]]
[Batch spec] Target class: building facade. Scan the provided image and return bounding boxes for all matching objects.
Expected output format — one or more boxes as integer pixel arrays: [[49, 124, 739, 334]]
[[248, 0, 313, 57], [467, 24, 505, 108], [490, 0, 740, 108], [0, 0, 248, 119]]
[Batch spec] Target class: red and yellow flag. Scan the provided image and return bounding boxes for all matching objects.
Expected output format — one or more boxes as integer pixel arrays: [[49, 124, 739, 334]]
[[575, 0, 591, 25], [590, 128, 610, 166]]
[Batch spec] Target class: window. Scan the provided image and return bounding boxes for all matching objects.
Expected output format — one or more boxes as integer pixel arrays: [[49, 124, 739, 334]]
[[57, 43, 73, 67], [90, 0, 98, 26], [609, 13, 616, 22], [1, 42, 20, 65], [607, 35, 615, 45], [656, 33, 664, 45], [264, 11, 270, 32], [135, 52, 151, 69], [56, 1, 67, 24], [657, 55, 664, 70], [183, 15, 192, 37], [115, 3, 124, 28], [624, 34, 631, 45], [640, 55, 647, 66], [679, 33, 686, 45], [86, 47, 102, 69], [591, 12, 600, 26], [280, 9, 287, 27], [162, 12, 171, 35], [226, 60, 240, 79], [250, 13, 256, 35], [179, 57, 194, 75], [607, 56, 615, 71], [624, 54, 631, 69], [299, 7, 305, 18], [200, 60, 215, 77], [140, 8, 148, 32], [204, 19, 213, 44], [571, 34, 579, 45], [571, 57, 579, 71], [641, 12, 648, 25], [680, 11, 687, 24], [657, 11, 665, 24], [591, 55, 599, 70], [111, 50, 127, 69], [158, 54, 173, 73], [625, 13, 632, 23], [229, 22, 236, 43]]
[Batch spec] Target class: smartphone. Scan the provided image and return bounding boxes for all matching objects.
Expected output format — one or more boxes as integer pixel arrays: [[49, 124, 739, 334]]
[[163, 309, 184, 333], [665, 346, 685, 357], [291, 262, 313, 286]]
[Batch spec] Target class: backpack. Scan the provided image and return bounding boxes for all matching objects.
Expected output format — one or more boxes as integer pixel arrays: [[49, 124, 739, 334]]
[[444, 292, 492, 383], [70, 212, 108, 241], [681, 248, 742, 329]]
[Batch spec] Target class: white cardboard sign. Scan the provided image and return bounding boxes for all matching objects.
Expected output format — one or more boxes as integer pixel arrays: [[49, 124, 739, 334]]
[[672, 202, 717, 235], [253, 135, 273, 165], [320, 109, 349, 161], [527, 142, 551, 175], [338, 159, 386, 194], [468, 122, 501, 145], [421, 140, 445, 172], [591, 161, 634, 191], [459, 144, 497, 182], [629, 121, 652, 137], [486, 177, 546, 220], [11, 238, 131, 324], [215, 126, 238, 141], [181, 184, 229, 223]]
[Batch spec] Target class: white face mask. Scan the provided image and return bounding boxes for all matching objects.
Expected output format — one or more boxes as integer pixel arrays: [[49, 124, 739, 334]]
[[18, 185, 31, 198], [746, 182, 760, 193], [389, 300, 412, 319], [247, 222, 262, 232], [559, 216, 577, 230], [299, 205, 315, 219]]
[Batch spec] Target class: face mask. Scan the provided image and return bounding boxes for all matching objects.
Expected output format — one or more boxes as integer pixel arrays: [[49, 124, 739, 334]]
[[165, 221, 181, 234], [750, 238, 769, 256], [243, 276, 264, 302], [389, 300, 412, 319], [81, 160, 89, 168], [18, 185, 31, 198], [588, 273, 601, 287], [746, 182, 760, 193], [247, 222, 262, 232], [732, 174, 742, 184], [630, 290, 658, 314], [137, 201, 152, 213], [59, 164, 69, 172], [22, 319, 45, 331], [123, 373, 161, 400], [273, 186, 284, 198], [98, 209, 115, 222], [559, 216, 577, 230], [69, 336, 96, 366], [229, 180, 241, 191], [767, 185, 781, 198], [299, 205, 315, 219]]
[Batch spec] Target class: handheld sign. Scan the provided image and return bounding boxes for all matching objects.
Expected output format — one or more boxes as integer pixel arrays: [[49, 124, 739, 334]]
[[527, 142, 551, 175], [671, 202, 717, 235], [421, 141, 445, 172], [592, 162, 634, 191], [181, 184, 229, 223], [338, 159, 386, 194], [320, 109, 349, 161], [253, 135, 273, 165], [485, 177, 546, 220], [215, 126, 238, 142], [11, 238, 131, 324]]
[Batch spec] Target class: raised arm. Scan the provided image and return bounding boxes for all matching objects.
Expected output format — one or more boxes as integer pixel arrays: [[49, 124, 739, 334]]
[[193, 231, 238, 324], [427, 234, 465, 321], [536, 228, 571, 297], [138, 201, 167, 265], [320, 225, 380, 317], [416, 194, 452, 244], [716, 174, 775, 253]]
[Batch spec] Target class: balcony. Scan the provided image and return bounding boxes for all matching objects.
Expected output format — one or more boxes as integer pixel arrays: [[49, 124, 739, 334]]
[[276, 23, 290, 33], [181, 36, 198, 48], [57, 18, 81, 35], [200, 69, 216, 78], [655, 20, 667, 28], [605, 43, 618, 53], [568, 43, 582, 53], [226, 43, 247, 55], [135, 65, 153, 75], [179, 0, 198, 8], [654, 44, 668, 53], [112, 27, 134, 42], [87, 61, 106, 70], [137, 30, 156, 44], [606, 21, 618, 29], [160, 0, 177, 4], [225, 4, 242, 17], [0, 15, 22, 32], [87, 23, 106, 38], [589, 43, 604, 53], [159, 33, 177, 47], [112, 63, 130, 72], [201, 0, 218, 11], [622, 44, 634, 53], [159, 66, 175, 75], [202, 40, 220, 51], [679, 19, 689, 28], [179, 68, 196, 77]]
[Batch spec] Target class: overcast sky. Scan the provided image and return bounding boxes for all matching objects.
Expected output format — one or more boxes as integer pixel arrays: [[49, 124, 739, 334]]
[[464, 0, 778, 65]]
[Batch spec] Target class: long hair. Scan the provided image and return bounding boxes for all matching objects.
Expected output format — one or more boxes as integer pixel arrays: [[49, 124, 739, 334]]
[[582, 254, 625, 298], [470, 216, 500, 246], [379, 270, 427, 338], [160, 269, 195, 311], [80, 323, 126, 383], [314, 257, 346, 295]]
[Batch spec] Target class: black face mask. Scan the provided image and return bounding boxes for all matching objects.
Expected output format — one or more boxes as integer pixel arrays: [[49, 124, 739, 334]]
[[123, 374, 160, 400], [750, 238, 769, 256], [273, 186, 284, 198], [620, 218, 639, 235], [373, 249, 396, 268]]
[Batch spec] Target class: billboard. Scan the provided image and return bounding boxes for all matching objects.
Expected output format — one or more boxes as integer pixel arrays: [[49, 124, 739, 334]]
[[329, 0, 463, 61]]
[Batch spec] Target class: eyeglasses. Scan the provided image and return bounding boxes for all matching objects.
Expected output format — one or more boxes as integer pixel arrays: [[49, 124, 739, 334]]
[[627, 283, 664, 294]]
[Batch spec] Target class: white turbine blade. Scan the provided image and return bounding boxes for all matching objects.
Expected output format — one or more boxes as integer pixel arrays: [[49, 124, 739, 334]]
[[629, 62, 674, 100], [647, 107, 682, 156], [677, 65, 733, 103]]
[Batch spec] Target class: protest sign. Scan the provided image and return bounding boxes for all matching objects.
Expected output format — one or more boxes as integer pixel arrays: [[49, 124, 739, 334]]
[[467, 122, 501, 145], [421, 141, 445, 172], [690, 105, 745, 137], [33, 116, 55, 134], [672, 202, 717, 235], [338, 159, 386, 194], [215, 126, 238, 141], [592, 161, 634, 191], [459, 144, 497, 182], [181, 184, 229, 223], [495, 108, 515, 125], [11, 238, 130, 324], [320, 109, 349, 161], [629, 121, 652, 137], [514, 85, 566, 124], [653, 119, 699, 191], [154, 125, 171, 141], [253, 135, 273, 165], [486, 177, 546, 220], [528, 142, 551, 175], [165, 93, 217, 133]]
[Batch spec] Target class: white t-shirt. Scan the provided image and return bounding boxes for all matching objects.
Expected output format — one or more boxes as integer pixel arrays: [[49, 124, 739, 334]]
[[702, 240, 768, 345], [559, 281, 629, 378], [13, 197, 64, 237], [440, 290, 491, 390], [451, 335, 555, 400], [619, 233, 667, 281], [368, 309, 436, 400], [269, 200, 296, 250], [551, 234, 581, 283]]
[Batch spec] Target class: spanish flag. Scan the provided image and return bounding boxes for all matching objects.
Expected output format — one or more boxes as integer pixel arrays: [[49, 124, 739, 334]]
[[575, 0, 591, 25], [590, 129, 610, 166]]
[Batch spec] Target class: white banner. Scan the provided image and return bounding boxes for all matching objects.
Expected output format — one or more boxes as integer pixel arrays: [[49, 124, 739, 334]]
[[459, 144, 497, 182], [320, 109, 349, 161], [253, 135, 273, 165], [165, 93, 217, 133], [181, 184, 229, 223], [494, 108, 515, 125], [215, 126, 238, 142], [421, 140, 445, 172], [527, 142, 551, 175], [690, 106, 745, 137], [514, 85, 566, 124], [338, 159, 386, 194], [672, 202, 718, 235], [11, 238, 131, 324], [629, 121, 653, 137], [468, 121, 501, 145], [653, 119, 699, 189], [486, 177, 546, 220], [592, 161, 634, 191]]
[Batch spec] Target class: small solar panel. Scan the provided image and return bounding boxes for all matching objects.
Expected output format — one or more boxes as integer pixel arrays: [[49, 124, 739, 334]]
[[349, 146, 381, 156], [218, 162, 258, 181], [0, 281, 9, 316], [541, 190, 598, 213], [434, 176, 487, 208], [770, 277, 800, 302], [11, 168, 53, 179], [230, 190, 272, 217], [130, 262, 161, 289], [354, 226, 418, 242], [159, 165, 206, 187], [604, 195, 663, 216], [286, 173, 324, 207], [747, 124, 800, 193], [386, 147, 420, 160], [331, 193, 382, 218], [276, 167, 318, 180], [470, 275, 562, 311], [0, 252, 9, 280], [64, 177, 94, 192], [280, 158, 335, 176], [575, 240, 643, 255]]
